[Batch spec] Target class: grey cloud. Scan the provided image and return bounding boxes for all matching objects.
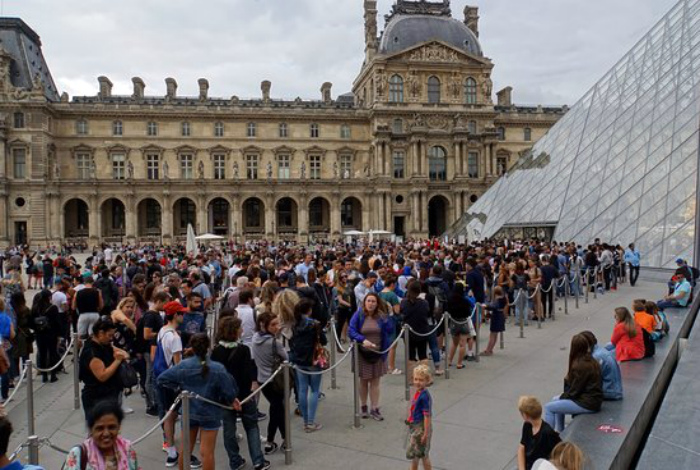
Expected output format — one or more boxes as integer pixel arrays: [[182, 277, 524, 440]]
[[14, 0, 679, 104]]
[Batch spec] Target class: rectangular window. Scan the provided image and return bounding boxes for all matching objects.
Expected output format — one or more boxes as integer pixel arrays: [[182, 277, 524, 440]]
[[309, 155, 321, 180], [393, 119, 404, 134], [524, 127, 532, 141], [340, 155, 352, 179], [310, 124, 319, 138], [247, 123, 256, 138], [112, 153, 126, 180], [246, 155, 258, 179], [181, 122, 191, 137], [76, 153, 91, 179], [113, 121, 123, 136], [277, 155, 290, 179], [279, 123, 288, 138], [180, 154, 194, 179], [12, 149, 26, 179], [213, 154, 226, 180], [76, 120, 88, 135], [340, 125, 351, 139], [147, 154, 159, 180], [468, 152, 479, 178], [147, 122, 158, 136], [13, 112, 24, 129], [214, 122, 224, 137], [393, 151, 405, 179]]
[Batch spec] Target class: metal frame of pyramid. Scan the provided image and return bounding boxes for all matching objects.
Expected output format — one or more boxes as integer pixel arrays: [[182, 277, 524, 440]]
[[460, 0, 700, 269]]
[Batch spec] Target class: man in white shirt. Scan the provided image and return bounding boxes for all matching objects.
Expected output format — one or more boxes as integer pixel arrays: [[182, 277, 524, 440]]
[[157, 301, 184, 467], [51, 278, 70, 340], [236, 289, 257, 347], [104, 245, 113, 265]]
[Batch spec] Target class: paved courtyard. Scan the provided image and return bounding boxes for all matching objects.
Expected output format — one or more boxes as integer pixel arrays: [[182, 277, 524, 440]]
[[4, 278, 664, 470]]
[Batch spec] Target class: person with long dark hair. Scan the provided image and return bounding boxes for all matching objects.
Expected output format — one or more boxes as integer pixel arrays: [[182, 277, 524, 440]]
[[31, 289, 61, 383], [445, 283, 474, 369], [543, 334, 603, 432], [158, 333, 237, 470], [9, 291, 32, 380]]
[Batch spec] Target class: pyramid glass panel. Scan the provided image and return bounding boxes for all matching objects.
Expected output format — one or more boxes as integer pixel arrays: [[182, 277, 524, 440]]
[[461, 0, 700, 268]]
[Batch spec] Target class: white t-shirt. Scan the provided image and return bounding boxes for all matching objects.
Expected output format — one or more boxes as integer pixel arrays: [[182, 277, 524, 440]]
[[158, 325, 183, 368], [51, 291, 68, 313], [104, 247, 113, 263], [236, 304, 256, 347]]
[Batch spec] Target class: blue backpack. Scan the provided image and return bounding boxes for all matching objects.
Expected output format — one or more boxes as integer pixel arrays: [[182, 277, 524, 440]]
[[152, 329, 176, 379]]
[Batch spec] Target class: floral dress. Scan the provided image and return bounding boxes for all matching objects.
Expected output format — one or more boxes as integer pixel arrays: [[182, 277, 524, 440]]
[[63, 437, 140, 470]]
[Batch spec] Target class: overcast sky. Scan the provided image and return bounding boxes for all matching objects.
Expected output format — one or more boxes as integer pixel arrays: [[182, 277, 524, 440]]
[[9, 0, 679, 106]]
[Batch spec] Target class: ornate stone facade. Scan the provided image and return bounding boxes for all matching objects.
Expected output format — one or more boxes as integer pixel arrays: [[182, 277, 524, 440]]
[[0, 2, 564, 247]]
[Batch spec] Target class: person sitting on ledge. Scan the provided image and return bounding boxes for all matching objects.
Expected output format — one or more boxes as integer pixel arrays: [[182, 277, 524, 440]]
[[580, 331, 623, 401], [632, 299, 656, 335], [645, 301, 669, 341], [657, 269, 691, 310], [544, 333, 603, 432], [607, 307, 645, 362]]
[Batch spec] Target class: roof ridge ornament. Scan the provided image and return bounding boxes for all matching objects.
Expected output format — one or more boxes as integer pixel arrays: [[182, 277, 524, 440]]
[[386, 0, 451, 24]]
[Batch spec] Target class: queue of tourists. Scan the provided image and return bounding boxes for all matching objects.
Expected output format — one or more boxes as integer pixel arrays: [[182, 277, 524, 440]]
[[0, 237, 691, 470]]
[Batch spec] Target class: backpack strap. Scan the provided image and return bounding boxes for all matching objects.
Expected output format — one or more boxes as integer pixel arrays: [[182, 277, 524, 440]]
[[80, 442, 88, 470]]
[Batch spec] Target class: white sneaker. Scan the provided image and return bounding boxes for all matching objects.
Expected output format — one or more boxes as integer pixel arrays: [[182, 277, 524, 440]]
[[122, 406, 134, 415]]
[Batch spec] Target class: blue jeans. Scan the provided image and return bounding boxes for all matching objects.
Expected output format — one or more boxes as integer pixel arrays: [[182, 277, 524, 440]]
[[296, 371, 322, 425], [428, 332, 441, 365], [544, 395, 595, 432], [514, 290, 528, 325], [222, 401, 264, 468], [657, 299, 681, 310]]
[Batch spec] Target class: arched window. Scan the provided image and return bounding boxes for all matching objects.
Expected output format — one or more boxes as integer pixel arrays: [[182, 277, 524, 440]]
[[465, 77, 477, 104], [428, 146, 447, 181], [389, 74, 404, 103], [428, 76, 441, 104], [497, 126, 506, 141]]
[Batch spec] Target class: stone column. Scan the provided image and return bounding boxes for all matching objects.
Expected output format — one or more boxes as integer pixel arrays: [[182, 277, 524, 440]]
[[330, 194, 341, 239], [88, 196, 99, 244], [376, 192, 385, 231], [421, 142, 428, 177], [411, 191, 420, 233], [0, 193, 8, 243], [196, 197, 207, 235], [230, 195, 241, 240], [486, 144, 493, 177], [161, 195, 173, 242], [298, 194, 309, 242], [454, 142, 461, 176], [264, 195, 274, 237], [125, 195, 136, 240], [362, 196, 371, 233], [447, 147, 456, 181]]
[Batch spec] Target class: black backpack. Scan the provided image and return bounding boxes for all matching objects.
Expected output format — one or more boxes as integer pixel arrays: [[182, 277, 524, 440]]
[[642, 328, 655, 358]]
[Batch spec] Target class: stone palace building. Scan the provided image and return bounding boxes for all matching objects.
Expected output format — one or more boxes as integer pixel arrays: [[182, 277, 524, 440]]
[[0, 0, 564, 247]]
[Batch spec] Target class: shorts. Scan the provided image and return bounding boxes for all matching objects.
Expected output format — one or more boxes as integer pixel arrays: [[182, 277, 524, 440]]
[[408, 337, 428, 361], [406, 421, 431, 460], [77, 313, 100, 338], [450, 318, 476, 337], [190, 417, 221, 431]]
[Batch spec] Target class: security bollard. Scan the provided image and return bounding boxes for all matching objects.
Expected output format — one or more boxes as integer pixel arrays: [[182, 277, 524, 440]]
[[443, 313, 450, 379], [73, 333, 80, 410], [27, 435, 39, 466], [474, 304, 481, 363], [26, 361, 35, 438], [403, 326, 410, 401], [330, 320, 337, 390], [283, 363, 293, 464], [182, 392, 192, 470], [352, 344, 362, 428]]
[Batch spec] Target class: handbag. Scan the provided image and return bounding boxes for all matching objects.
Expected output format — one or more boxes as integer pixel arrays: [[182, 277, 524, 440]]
[[270, 337, 287, 394], [312, 328, 330, 370], [119, 360, 139, 389]]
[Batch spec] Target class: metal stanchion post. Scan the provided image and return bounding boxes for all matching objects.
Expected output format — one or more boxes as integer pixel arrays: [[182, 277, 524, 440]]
[[73, 332, 80, 410], [26, 360, 35, 436], [593, 267, 598, 299], [352, 344, 362, 428], [474, 304, 481, 363], [283, 363, 293, 465], [499, 331, 504, 350], [330, 320, 337, 390], [564, 277, 569, 314], [517, 290, 525, 339], [182, 392, 192, 470], [575, 272, 580, 309], [537, 286, 542, 329], [403, 326, 410, 401], [443, 313, 450, 379], [585, 269, 590, 304], [551, 283, 556, 321], [27, 435, 39, 465]]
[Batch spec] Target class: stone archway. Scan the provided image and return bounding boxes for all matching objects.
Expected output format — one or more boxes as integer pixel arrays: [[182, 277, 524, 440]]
[[137, 198, 162, 238], [173, 198, 196, 236], [64, 198, 89, 238], [242, 197, 265, 235], [101, 198, 126, 239], [341, 197, 362, 231], [428, 195, 450, 237], [276, 197, 298, 237], [309, 197, 331, 236], [208, 198, 230, 236]]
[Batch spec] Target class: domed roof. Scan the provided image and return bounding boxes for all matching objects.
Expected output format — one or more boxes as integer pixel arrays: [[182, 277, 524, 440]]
[[379, 15, 483, 57]]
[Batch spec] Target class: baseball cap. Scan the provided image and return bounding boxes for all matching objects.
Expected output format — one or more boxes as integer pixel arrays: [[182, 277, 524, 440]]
[[163, 301, 187, 317], [676, 258, 684, 264]]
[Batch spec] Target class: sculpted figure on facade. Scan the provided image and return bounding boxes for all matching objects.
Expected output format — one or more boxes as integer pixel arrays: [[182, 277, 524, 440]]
[[411, 113, 426, 128], [407, 72, 422, 98], [449, 73, 461, 99], [162, 161, 169, 180], [266, 161, 273, 180], [482, 74, 493, 103], [127, 160, 133, 180], [198, 160, 205, 179], [300, 161, 306, 179], [375, 71, 386, 97], [333, 161, 338, 179], [233, 161, 239, 179]]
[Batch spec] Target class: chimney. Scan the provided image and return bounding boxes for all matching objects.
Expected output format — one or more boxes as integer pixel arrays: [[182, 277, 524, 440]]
[[261, 80, 271, 102], [97, 76, 113, 99], [165, 77, 178, 99], [198, 78, 209, 101], [364, 1, 378, 62], [321, 82, 332, 103], [131, 77, 145, 99], [497, 87, 513, 107], [464, 6, 480, 37]]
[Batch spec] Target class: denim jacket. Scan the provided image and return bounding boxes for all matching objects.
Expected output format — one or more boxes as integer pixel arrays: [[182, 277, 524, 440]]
[[157, 356, 238, 423], [592, 344, 623, 400], [348, 310, 393, 359]]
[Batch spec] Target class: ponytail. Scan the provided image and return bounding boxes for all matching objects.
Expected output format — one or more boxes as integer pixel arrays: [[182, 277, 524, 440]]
[[190, 333, 210, 379]]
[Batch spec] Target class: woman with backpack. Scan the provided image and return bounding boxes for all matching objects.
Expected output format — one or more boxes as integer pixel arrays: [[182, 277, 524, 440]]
[[31, 290, 61, 383], [289, 298, 327, 433], [63, 400, 139, 470]]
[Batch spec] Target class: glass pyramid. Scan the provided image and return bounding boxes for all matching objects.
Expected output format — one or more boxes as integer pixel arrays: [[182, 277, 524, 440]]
[[460, 0, 700, 268]]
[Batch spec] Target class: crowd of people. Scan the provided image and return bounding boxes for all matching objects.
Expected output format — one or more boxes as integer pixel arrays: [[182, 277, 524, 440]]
[[0, 237, 691, 470]]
